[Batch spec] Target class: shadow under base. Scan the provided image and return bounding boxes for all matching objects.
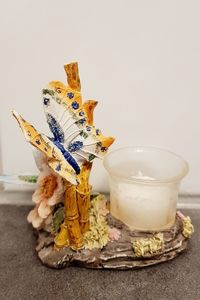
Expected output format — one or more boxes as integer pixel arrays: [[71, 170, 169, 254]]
[[36, 212, 190, 270]]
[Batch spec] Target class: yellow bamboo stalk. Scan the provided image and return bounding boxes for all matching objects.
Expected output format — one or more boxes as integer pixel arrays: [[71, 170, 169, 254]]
[[64, 62, 81, 92], [54, 222, 69, 249], [64, 182, 83, 249], [76, 162, 92, 234], [82, 100, 98, 125], [75, 100, 98, 234], [54, 182, 83, 249]]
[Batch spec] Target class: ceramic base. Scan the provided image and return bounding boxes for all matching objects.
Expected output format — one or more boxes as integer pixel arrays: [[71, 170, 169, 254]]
[[35, 211, 191, 270]]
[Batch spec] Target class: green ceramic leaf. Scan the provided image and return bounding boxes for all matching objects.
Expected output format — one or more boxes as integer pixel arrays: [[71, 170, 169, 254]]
[[52, 206, 64, 233], [18, 175, 38, 183]]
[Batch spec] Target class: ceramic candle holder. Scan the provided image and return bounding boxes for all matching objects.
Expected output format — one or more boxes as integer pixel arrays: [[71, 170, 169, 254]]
[[103, 146, 189, 231], [10, 62, 194, 269]]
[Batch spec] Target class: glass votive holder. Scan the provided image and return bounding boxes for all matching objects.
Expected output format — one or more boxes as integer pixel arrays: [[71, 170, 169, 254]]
[[103, 146, 189, 231]]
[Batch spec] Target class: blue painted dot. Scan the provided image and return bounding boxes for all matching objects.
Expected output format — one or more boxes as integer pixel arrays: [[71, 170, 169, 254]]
[[67, 92, 74, 99], [36, 139, 41, 145], [56, 164, 61, 171], [43, 98, 50, 106], [101, 147, 107, 152], [86, 126, 91, 132], [68, 141, 83, 153], [71, 101, 79, 110], [77, 118, 86, 125], [96, 129, 100, 135], [79, 111, 84, 117]]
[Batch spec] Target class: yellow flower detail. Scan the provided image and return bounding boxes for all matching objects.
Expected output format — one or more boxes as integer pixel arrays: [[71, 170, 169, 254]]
[[83, 195, 109, 250], [182, 216, 194, 238], [132, 233, 164, 257]]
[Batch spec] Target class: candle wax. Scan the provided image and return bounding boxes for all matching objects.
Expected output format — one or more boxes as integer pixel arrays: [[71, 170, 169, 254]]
[[110, 172, 178, 231]]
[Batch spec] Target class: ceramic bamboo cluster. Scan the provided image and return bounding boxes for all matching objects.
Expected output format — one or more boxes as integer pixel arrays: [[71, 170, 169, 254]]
[[13, 62, 115, 250]]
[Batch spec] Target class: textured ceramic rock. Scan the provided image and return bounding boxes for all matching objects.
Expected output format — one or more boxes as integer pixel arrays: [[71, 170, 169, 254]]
[[36, 211, 190, 270]]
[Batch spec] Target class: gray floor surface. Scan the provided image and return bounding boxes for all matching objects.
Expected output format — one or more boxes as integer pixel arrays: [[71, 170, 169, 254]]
[[0, 204, 199, 300]]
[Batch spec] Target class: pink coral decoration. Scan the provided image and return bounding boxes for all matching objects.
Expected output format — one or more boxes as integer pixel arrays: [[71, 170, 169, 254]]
[[108, 227, 121, 241], [177, 210, 185, 220]]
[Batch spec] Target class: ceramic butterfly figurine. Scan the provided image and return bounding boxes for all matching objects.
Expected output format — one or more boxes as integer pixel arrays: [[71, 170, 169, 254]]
[[13, 63, 114, 185], [13, 62, 115, 249]]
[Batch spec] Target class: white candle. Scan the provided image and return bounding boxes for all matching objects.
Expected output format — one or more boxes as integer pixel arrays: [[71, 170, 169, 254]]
[[104, 147, 188, 231], [110, 177, 178, 231]]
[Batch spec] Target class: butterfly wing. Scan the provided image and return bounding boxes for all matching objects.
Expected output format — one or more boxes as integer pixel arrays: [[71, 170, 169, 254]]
[[42, 87, 114, 167], [12, 110, 79, 185]]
